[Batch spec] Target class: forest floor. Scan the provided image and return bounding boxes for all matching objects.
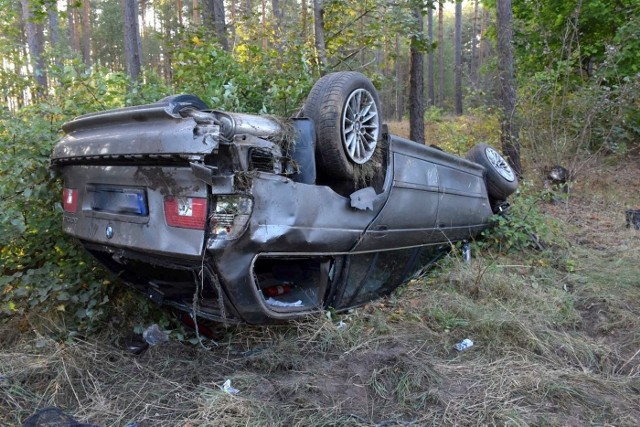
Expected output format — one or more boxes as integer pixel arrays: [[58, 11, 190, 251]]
[[1, 144, 640, 426]]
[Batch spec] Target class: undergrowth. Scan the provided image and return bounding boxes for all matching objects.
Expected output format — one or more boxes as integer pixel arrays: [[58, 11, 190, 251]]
[[2, 157, 640, 425]]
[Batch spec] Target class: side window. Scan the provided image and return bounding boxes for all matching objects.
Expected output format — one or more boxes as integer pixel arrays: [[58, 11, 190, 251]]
[[334, 248, 422, 308]]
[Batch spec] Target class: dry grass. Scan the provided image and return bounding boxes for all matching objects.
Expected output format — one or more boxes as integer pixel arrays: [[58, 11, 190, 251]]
[[3, 128, 640, 426]]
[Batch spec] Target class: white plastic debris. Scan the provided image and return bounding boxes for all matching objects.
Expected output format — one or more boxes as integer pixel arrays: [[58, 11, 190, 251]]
[[454, 338, 474, 352], [336, 320, 347, 329], [265, 298, 303, 307], [221, 379, 240, 395], [142, 324, 169, 346]]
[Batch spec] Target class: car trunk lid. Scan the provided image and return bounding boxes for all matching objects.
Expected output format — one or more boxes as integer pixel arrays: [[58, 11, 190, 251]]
[[52, 102, 219, 166]]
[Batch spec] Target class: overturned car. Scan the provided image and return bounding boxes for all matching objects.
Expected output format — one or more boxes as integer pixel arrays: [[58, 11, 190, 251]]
[[51, 72, 518, 324]]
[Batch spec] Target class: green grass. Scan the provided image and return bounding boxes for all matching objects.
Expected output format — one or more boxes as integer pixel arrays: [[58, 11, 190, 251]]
[[3, 148, 640, 426]]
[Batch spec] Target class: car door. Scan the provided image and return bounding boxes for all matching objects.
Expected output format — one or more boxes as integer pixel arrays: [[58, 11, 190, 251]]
[[352, 136, 441, 252]]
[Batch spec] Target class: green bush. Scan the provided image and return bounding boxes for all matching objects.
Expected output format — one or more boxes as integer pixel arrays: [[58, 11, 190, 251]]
[[1, 48, 318, 334], [172, 34, 316, 116], [479, 183, 556, 253]]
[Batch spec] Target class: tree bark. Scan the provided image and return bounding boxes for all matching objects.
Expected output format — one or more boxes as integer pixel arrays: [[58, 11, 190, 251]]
[[437, 0, 444, 107], [204, 0, 230, 50], [300, 0, 308, 41], [470, 0, 479, 86], [67, 1, 80, 54], [395, 33, 404, 121], [140, 0, 147, 37], [312, 0, 328, 72], [261, 0, 267, 49], [454, 0, 463, 115], [21, 0, 47, 96], [162, 14, 173, 82], [243, 0, 253, 20], [495, 0, 522, 175], [123, 0, 143, 82], [427, 3, 435, 107], [480, 8, 492, 98], [192, 0, 201, 25], [47, 1, 62, 70], [409, 7, 424, 144], [271, 0, 283, 43], [81, 0, 91, 67]]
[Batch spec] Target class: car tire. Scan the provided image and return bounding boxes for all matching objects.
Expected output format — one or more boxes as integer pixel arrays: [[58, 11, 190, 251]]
[[466, 143, 518, 200], [160, 94, 209, 114], [303, 72, 382, 180]]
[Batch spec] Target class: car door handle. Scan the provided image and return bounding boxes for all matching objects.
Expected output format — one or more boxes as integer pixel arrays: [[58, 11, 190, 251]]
[[372, 224, 388, 238]]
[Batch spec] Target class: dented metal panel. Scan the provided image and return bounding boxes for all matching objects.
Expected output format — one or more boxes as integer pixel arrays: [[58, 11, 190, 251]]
[[52, 93, 515, 325], [61, 165, 207, 258], [53, 104, 220, 162]]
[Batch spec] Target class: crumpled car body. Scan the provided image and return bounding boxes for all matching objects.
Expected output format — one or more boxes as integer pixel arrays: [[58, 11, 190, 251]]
[[52, 75, 516, 325]]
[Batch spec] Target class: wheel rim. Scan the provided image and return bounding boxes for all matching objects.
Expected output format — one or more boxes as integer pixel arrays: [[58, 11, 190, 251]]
[[485, 147, 515, 182], [341, 88, 379, 164]]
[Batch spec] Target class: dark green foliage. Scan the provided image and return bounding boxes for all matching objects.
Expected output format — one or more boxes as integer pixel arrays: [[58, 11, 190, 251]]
[[479, 185, 554, 253], [504, 0, 640, 156], [512, 0, 640, 80], [173, 35, 315, 116], [0, 44, 317, 333]]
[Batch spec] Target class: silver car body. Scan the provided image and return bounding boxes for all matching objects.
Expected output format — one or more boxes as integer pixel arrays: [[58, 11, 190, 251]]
[[52, 99, 493, 324]]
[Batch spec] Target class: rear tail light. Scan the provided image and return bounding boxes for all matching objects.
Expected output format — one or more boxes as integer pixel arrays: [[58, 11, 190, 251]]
[[212, 195, 253, 239], [63, 188, 78, 213], [164, 197, 207, 229]]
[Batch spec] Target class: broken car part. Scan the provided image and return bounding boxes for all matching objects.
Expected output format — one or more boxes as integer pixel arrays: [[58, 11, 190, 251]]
[[51, 72, 518, 325]]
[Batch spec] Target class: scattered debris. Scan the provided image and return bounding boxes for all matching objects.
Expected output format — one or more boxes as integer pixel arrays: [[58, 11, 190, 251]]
[[124, 334, 149, 355], [454, 338, 474, 352], [265, 298, 303, 308], [337, 320, 347, 329], [21, 407, 98, 427], [548, 165, 569, 185], [461, 240, 471, 263], [142, 324, 169, 346], [544, 165, 571, 203], [221, 379, 240, 395], [625, 209, 640, 230]]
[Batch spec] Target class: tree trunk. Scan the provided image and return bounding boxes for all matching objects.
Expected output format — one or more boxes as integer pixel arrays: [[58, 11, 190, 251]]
[[300, 0, 308, 42], [140, 0, 147, 37], [21, 0, 47, 96], [162, 17, 172, 83], [409, 7, 425, 144], [312, 0, 328, 72], [213, 0, 229, 50], [81, 0, 91, 67], [192, 0, 201, 25], [243, 0, 253, 20], [437, 0, 444, 107], [271, 0, 283, 44], [47, 2, 62, 70], [427, 3, 435, 107], [495, 0, 522, 176], [470, 0, 479, 86], [123, 0, 143, 82], [67, 1, 80, 54], [454, 0, 463, 115], [261, 0, 267, 49], [230, 0, 237, 42], [204, 0, 229, 50], [480, 8, 492, 97], [395, 33, 404, 121]]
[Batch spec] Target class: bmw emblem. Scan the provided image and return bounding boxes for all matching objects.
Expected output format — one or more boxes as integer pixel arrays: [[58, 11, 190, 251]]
[[105, 225, 114, 239]]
